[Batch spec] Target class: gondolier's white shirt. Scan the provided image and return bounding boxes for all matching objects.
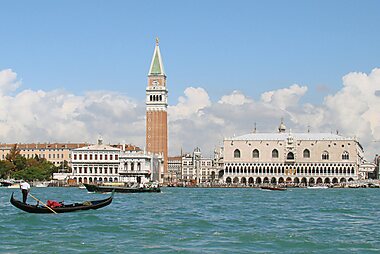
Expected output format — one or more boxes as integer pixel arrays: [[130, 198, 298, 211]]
[[20, 182, 30, 190]]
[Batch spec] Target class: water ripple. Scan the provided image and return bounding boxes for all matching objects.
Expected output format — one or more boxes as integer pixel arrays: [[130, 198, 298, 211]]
[[1, 187, 380, 253]]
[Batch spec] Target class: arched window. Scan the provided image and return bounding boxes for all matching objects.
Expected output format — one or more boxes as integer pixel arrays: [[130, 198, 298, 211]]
[[322, 151, 329, 160], [303, 149, 310, 158], [159, 95, 162, 101], [272, 149, 279, 158], [234, 149, 241, 158], [287, 152, 294, 160], [252, 149, 259, 158], [150, 95, 153, 101], [342, 151, 349, 160]]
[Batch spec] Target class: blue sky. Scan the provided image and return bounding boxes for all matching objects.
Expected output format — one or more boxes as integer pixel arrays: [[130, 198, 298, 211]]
[[1, 0, 379, 102], [0, 0, 379, 158]]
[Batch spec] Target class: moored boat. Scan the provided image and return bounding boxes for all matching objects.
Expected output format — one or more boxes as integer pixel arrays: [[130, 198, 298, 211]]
[[307, 186, 329, 189], [83, 183, 161, 193], [0, 180, 13, 187], [35, 182, 49, 188], [10, 192, 113, 213], [7, 183, 20, 189], [261, 186, 287, 191]]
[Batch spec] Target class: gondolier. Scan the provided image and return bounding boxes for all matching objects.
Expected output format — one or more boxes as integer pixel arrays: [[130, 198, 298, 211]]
[[20, 180, 31, 203]]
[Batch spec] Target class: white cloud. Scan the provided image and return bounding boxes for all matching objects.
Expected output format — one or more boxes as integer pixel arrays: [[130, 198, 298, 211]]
[[168, 87, 211, 120], [0, 69, 21, 95], [219, 90, 253, 105], [322, 68, 380, 155], [0, 68, 379, 160], [261, 84, 308, 110], [168, 70, 380, 159], [0, 74, 144, 146]]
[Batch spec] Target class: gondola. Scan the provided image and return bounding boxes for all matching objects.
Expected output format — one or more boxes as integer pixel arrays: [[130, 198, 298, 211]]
[[83, 183, 161, 193], [10, 191, 114, 213]]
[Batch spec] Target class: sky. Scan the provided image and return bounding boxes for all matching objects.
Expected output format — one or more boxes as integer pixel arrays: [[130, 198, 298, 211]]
[[0, 0, 379, 159]]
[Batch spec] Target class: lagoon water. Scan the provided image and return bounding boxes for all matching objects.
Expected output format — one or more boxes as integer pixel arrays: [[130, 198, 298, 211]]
[[1, 187, 380, 253]]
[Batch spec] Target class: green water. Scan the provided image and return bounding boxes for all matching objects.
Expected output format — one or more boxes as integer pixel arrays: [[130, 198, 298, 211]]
[[1, 187, 380, 253]]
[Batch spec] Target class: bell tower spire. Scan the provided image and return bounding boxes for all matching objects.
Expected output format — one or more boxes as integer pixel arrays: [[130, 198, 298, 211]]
[[148, 37, 165, 76]]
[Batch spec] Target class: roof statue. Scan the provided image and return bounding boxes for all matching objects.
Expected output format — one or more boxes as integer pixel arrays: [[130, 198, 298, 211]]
[[278, 118, 286, 133]]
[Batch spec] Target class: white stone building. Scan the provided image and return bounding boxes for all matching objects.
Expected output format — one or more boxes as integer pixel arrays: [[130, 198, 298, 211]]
[[70, 139, 164, 184], [118, 150, 164, 184], [167, 156, 182, 183], [70, 139, 121, 184], [222, 121, 375, 186], [181, 147, 218, 184]]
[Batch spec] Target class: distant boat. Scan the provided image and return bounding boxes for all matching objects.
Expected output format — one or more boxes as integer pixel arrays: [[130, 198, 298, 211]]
[[10, 192, 113, 213], [261, 186, 287, 191], [83, 183, 161, 193], [307, 186, 328, 189], [0, 180, 13, 187], [7, 183, 20, 189], [35, 182, 49, 188]]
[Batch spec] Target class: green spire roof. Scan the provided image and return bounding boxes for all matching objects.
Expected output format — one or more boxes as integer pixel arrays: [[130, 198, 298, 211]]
[[148, 38, 165, 76], [151, 51, 162, 74]]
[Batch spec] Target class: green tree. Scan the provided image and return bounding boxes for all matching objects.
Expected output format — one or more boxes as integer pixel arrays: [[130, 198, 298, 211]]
[[5, 144, 20, 163], [0, 160, 15, 179], [12, 161, 56, 181], [13, 155, 27, 171], [57, 160, 72, 173]]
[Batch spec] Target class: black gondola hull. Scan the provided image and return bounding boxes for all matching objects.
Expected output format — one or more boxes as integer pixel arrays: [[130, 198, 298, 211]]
[[10, 192, 113, 213], [260, 186, 287, 191], [83, 183, 161, 193]]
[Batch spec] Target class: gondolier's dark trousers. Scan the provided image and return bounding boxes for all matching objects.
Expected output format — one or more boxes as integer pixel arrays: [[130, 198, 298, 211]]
[[22, 189, 28, 203]]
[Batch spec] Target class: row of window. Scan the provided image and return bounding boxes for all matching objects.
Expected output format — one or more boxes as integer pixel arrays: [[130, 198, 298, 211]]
[[149, 95, 163, 102], [234, 149, 350, 160], [225, 166, 355, 175], [74, 177, 119, 183], [73, 166, 118, 174], [1, 153, 67, 160], [124, 162, 142, 171], [73, 154, 119, 161], [0, 148, 67, 152], [225, 176, 354, 185]]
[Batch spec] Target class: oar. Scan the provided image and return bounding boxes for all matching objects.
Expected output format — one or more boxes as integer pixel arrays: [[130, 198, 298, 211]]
[[29, 193, 58, 214]]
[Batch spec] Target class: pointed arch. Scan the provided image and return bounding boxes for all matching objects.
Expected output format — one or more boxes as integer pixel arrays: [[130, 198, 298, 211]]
[[272, 149, 279, 158], [252, 149, 260, 158], [322, 151, 329, 160], [287, 152, 294, 160], [303, 149, 310, 158], [234, 149, 241, 158]]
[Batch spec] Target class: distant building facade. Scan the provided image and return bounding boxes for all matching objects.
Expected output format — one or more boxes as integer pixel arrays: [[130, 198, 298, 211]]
[[0, 143, 88, 166], [181, 148, 218, 184], [167, 156, 182, 183], [222, 121, 375, 186], [119, 150, 163, 184], [70, 139, 121, 184], [70, 138, 163, 184]]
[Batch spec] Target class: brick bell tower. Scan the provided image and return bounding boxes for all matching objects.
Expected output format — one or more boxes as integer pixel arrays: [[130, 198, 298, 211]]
[[146, 38, 168, 182]]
